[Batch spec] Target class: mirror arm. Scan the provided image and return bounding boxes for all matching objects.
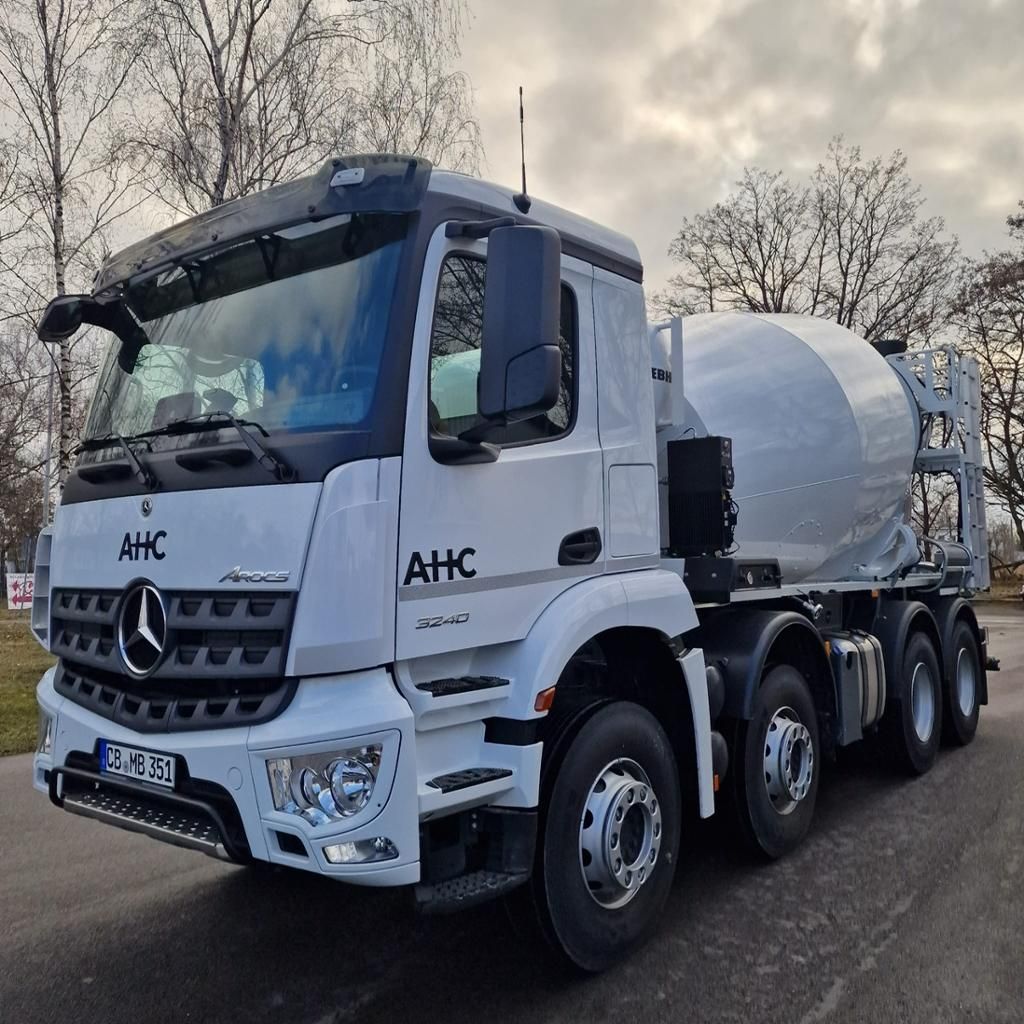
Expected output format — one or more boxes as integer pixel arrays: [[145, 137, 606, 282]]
[[429, 432, 499, 465], [445, 217, 517, 240]]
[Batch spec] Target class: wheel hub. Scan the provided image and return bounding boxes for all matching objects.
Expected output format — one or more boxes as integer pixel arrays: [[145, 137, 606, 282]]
[[579, 758, 662, 909], [763, 707, 813, 815], [910, 661, 936, 741], [956, 647, 976, 717]]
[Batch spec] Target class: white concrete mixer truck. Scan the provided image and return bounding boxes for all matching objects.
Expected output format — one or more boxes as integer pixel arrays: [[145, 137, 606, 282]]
[[29, 155, 992, 971]]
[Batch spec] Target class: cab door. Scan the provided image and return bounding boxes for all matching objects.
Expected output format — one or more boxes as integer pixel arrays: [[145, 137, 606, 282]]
[[396, 226, 603, 659]]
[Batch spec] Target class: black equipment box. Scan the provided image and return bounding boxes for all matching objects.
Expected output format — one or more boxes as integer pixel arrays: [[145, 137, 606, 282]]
[[666, 436, 736, 557]]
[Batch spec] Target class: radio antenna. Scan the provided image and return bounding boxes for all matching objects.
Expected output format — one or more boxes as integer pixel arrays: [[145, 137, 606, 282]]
[[513, 86, 531, 214]]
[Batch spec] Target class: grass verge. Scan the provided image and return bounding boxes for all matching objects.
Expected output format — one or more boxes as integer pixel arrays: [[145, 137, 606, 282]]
[[0, 609, 55, 756]]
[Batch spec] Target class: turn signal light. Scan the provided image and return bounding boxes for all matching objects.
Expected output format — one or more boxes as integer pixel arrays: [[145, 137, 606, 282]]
[[534, 686, 557, 712]]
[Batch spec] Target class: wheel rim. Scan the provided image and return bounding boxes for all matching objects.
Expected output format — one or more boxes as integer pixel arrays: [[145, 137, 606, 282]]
[[763, 706, 814, 816], [578, 758, 662, 909], [910, 661, 936, 741], [956, 646, 977, 717]]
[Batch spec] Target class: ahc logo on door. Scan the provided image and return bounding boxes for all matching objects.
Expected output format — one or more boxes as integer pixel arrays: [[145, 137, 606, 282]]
[[403, 547, 476, 586]]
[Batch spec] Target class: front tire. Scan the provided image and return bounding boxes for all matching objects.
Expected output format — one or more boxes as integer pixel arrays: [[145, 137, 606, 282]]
[[942, 620, 981, 747], [525, 702, 682, 973], [883, 631, 943, 775], [730, 665, 821, 860]]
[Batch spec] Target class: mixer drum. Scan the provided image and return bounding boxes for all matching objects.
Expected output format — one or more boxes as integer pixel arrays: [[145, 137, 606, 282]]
[[653, 312, 920, 584]]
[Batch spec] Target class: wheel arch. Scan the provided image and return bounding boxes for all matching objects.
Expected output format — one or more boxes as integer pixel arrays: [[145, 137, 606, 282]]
[[697, 609, 835, 729], [542, 626, 714, 819], [469, 571, 713, 817], [872, 599, 942, 705]]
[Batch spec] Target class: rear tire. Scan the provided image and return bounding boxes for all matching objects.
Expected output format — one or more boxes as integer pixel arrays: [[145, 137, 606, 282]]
[[942, 620, 981, 747], [883, 631, 942, 775], [518, 701, 681, 973], [730, 665, 820, 860]]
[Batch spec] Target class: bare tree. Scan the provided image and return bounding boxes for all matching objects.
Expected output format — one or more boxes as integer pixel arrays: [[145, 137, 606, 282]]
[[126, 0, 479, 216], [657, 139, 959, 343], [353, 0, 480, 171], [658, 169, 822, 317], [0, 0, 145, 486], [814, 140, 958, 343], [952, 207, 1024, 553], [0, 326, 47, 570]]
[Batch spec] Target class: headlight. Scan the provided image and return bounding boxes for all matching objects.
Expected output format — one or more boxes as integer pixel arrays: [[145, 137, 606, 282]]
[[37, 711, 53, 756], [266, 745, 382, 826]]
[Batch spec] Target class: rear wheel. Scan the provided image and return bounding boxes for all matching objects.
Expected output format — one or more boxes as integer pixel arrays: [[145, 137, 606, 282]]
[[942, 620, 981, 746], [883, 630, 942, 775], [520, 701, 681, 973], [730, 665, 820, 860]]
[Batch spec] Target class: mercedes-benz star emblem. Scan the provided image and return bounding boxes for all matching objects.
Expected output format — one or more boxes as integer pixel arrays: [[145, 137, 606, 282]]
[[117, 583, 167, 676], [141, 497, 152, 517]]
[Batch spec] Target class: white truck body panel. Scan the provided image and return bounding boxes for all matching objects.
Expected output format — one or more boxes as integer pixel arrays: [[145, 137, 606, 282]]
[[48, 483, 319, 591]]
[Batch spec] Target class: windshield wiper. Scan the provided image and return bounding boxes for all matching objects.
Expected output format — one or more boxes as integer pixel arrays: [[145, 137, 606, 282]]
[[136, 412, 295, 482], [77, 433, 157, 489]]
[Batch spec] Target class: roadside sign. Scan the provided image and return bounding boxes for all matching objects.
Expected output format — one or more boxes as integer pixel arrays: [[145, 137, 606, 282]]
[[6, 573, 34, 611]]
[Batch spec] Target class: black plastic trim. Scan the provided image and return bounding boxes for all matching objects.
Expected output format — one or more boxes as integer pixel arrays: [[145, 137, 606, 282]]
[[483, 717, 542, 746], [54, 661, 298, 733], [416, 676, 509, 697]]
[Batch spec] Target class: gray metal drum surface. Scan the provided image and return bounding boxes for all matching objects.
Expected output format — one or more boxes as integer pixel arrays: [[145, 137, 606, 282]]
[[653, 312, 919, 584]]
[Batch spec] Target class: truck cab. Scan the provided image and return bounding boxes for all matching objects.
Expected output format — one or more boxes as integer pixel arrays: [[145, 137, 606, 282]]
[[31, 154, 988, 972]]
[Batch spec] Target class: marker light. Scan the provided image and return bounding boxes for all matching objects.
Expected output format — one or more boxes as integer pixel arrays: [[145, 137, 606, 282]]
[[37, 711, 53, 756], [323, 837, 398, 865], [267, 745, 382, 827]]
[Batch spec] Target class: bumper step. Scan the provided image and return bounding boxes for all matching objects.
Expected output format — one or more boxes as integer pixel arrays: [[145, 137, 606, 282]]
[[63, 789, 233, 861], [426, 767, 513, 793], [416, 676, 509, 698], [415, 869, 529, 914]]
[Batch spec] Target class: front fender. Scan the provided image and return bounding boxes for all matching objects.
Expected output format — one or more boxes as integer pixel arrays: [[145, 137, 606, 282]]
[[489, 568, 699, 721]]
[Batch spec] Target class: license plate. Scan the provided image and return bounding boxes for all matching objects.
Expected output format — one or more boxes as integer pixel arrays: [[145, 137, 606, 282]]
[[98, 741, 176, 789]]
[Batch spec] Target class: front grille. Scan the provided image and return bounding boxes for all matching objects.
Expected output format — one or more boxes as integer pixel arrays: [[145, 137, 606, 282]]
[[51, 587, 295, 680], [51, 586, 298, 731], [54, 661, 296, 732]]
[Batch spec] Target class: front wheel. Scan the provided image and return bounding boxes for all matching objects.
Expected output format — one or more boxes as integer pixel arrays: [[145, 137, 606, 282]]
[[523, 702, 682, 973], [730, 664, 821, 860]]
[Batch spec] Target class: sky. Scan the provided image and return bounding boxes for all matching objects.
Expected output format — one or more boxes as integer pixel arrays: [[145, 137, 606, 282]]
[[459, 0, 1024, 294]]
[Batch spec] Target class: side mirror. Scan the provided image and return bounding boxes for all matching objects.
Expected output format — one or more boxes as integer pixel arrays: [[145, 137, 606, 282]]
[[475, 225, 561, 429], [37, 294, 89, 342]]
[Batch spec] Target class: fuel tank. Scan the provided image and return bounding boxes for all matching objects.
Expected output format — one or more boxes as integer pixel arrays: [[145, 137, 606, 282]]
[[652, 312, 920, 584]]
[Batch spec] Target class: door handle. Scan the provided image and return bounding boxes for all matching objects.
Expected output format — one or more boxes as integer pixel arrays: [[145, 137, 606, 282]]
[[558, 528, 602, 566]]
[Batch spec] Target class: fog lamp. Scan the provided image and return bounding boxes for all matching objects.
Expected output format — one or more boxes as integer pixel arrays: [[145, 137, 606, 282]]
[[37, 711, 53, 756], [267, 744, 382, 827], [323, 837, 398, 865]]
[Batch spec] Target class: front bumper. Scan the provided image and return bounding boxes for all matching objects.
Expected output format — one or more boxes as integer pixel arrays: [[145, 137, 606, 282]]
[[34, 665, 420, 886]]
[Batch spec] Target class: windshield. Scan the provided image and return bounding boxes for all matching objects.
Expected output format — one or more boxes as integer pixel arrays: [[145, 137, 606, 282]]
[[83, 213, 407, 446]]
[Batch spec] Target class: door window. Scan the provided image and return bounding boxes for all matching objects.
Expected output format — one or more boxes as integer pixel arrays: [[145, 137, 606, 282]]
[[429, 253, 576, 444]]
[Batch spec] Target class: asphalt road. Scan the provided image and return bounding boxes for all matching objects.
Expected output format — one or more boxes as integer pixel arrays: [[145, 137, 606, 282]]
[[2, 604, 1022, 1024]]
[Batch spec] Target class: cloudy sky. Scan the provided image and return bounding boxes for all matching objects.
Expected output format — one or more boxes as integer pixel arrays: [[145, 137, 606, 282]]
[[460, 0, 1023, 292]]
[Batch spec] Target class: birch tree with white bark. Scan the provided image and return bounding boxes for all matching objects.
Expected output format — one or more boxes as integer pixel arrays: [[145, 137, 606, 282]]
[[0, 0, 145, 486]]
